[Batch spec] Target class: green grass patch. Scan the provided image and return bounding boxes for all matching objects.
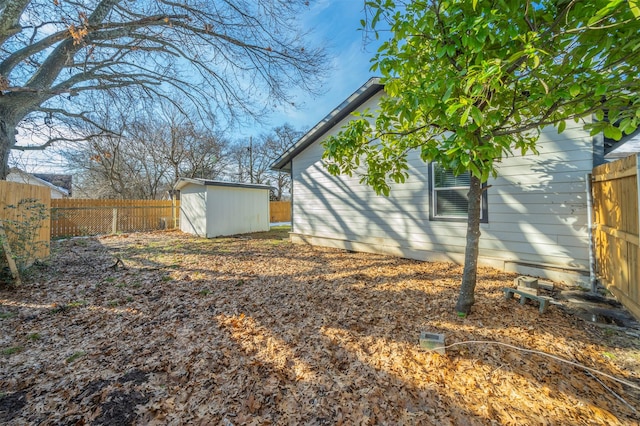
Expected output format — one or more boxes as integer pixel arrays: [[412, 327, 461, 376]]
[[27, 333, 41, 341], [0, 311, 16, 320], [65, 351, 85, 363], [2, 346, 23, 356]]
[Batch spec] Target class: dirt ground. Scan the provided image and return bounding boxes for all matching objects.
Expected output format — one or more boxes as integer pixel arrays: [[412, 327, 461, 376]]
[[1, 228, 639, 425]]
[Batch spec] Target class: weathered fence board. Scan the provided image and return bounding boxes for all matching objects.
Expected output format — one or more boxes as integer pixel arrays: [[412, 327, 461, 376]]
[[270, 201, 291, 223], [0, 181, 51, 260], [51, 199, 179, 238], [592, 154, 640, 320]]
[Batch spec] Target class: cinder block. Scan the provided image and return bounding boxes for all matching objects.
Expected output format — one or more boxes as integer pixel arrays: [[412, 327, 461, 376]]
[[517, 285, 540, 296], [514, 276, 539, 289], [419, 331, 446, 355]]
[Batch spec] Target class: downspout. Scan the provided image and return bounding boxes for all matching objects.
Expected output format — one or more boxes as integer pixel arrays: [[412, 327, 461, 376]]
[[586, 173, 598, 293]]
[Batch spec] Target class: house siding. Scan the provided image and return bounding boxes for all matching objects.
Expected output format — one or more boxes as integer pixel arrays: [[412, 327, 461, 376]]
[[290, 91, 594, 284]]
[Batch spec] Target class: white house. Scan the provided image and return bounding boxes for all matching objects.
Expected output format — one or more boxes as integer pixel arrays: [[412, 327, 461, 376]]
[[175, 178, 271, 238], [6, 168, 71, 199], [271, 78, 608, 285]]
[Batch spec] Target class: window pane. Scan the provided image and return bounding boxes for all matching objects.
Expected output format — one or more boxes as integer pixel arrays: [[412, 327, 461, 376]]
[[433, 164, 470, 188], [435, 188, 469, 216]]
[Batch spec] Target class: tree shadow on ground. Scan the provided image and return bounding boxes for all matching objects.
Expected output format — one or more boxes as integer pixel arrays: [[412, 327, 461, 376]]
[[0, 231, 637, 424]]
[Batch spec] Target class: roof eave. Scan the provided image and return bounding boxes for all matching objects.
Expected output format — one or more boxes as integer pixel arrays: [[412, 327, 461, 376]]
[[270, 77, 384, 172]]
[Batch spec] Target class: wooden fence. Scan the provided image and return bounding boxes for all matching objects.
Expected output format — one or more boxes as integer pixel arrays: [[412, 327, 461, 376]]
[[270, 201, 291, 223], [0, 181, 51, 261], [591, 154, 640, 320], [51, 199, 179, 238]]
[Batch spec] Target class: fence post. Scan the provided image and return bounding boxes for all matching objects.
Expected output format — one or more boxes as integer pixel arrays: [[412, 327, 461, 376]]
[[112, 207, 118, 234]]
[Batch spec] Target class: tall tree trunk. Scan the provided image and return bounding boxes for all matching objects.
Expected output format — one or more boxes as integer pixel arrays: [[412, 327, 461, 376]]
[[0, 115, 16, 179], [455, 174, 483, 315]]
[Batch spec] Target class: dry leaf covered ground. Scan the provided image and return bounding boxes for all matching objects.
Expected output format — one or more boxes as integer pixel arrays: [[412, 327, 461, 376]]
[[1, 227, 639, 425]]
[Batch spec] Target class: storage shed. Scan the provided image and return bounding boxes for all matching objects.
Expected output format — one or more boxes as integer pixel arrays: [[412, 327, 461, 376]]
[[175, 178, 271, 237]]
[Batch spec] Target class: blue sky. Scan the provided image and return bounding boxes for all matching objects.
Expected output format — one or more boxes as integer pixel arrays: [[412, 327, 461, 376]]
[[11, 1, 383, 172], [259, 0, 383, 134]]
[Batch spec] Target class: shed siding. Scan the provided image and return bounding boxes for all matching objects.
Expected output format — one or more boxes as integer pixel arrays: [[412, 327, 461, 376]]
[[291, 91, 593, 283], [205, 186, 269, 237], [179, 184, 207, 236]]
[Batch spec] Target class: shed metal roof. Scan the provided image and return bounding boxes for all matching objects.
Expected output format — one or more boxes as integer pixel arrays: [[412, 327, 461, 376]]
[[174, 178, 272, 191]]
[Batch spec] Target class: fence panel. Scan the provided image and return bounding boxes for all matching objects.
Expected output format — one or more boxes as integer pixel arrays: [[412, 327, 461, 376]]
[[270, 201, 291, 223], [592, 154, 640, 320], [0, 181, 51, 259], [51, 199, 179, 238]]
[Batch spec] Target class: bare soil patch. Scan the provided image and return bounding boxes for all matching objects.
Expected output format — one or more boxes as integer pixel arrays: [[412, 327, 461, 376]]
[[1, 228, 639, 425]]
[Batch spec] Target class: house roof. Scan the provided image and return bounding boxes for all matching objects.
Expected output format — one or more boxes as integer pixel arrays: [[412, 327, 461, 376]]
[[33, 173, 72, 194], [8, 168, 70, 196], [174, 178, 273, 191], [271, 77, 384, 172]]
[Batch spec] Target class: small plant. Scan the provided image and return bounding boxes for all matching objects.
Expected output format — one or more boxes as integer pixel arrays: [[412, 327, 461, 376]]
[[126, 296, 133, 303], [199, 288, 211, 296], [104, 277, 116, 283], [116, 282, 127, 288], [1, 198, 49, 272], [27, 333, 41, 341], [2, 346, 22, 356], [108, 300, 119, 307], [161, 275, 172, 282], [50, 300, 85, 314], [65, 351, 85, 363], [0, 311, 16, 319]]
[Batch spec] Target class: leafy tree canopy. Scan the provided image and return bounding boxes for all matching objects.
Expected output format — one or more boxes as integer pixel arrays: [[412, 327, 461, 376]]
[[322, 0, 640, 314], [324, 0, 640, 195]]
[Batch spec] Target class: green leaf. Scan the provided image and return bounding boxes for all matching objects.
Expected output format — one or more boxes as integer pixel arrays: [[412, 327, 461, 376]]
[[569, 84, 581, 97], [630, 0, 640, 17], [557, 120, 566, 133], [460, 106, 471, 126], [470, 106, 483, 126], [603, 124, 623, 140]]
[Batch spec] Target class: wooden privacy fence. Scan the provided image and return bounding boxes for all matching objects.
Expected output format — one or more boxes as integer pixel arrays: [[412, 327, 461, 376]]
[[591, 154, 640, 320], [51, 199, 179, 238], [270, 201, 291, 223], [0, 181, 51, 265]]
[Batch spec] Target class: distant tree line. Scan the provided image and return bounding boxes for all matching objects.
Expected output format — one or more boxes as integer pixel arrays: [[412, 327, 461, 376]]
[[62, 101, 300, 200]]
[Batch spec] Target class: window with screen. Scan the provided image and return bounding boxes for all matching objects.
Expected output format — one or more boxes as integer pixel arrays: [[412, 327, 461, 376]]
[[429, 163, 488, 222]]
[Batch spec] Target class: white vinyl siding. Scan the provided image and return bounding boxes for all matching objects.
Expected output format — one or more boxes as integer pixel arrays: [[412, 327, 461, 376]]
[[290, 89, 594, 283]]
